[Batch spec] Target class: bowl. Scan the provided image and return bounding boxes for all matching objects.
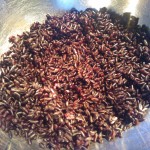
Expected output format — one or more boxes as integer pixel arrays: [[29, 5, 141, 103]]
[[0, 0, 150, 150]]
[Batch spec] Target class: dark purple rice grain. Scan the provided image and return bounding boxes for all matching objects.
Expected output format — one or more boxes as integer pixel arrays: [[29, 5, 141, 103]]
[[39, 142, 45, 149], [8, 130, 13, 139]]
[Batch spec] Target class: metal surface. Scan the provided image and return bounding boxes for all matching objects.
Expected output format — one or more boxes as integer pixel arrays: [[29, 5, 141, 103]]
[[0, 0, 150, 150]]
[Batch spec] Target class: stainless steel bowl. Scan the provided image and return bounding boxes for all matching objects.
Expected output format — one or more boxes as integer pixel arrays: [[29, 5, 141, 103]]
[[0, 0, 150, 150]]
